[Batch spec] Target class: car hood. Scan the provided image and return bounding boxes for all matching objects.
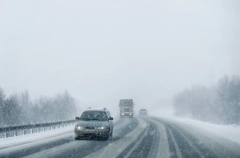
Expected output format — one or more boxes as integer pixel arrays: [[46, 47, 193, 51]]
[[76, 120, 109, 127]]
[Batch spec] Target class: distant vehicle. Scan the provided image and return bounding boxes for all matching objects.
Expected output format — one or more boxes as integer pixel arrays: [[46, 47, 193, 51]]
[[119, 99, 134, 118], [139, 109, 147, 116], [75, 108, 114, 140]]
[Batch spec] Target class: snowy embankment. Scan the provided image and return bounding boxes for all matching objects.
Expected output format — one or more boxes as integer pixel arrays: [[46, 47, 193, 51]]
[[0, 125, 75, 149], [152, 113, 240, 145]]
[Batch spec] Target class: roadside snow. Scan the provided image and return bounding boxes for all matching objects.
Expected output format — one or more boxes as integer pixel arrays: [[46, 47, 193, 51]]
[[0, 125, 75, 149], [151, 113, 240, 145]]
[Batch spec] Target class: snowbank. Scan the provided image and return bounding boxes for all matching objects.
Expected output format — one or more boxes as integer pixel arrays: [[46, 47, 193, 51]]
[[154, 114, 240, 145], [0, 125, 75, 149]]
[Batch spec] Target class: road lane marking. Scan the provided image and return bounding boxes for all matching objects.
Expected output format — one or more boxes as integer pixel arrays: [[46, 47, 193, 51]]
[[150, 119, 171, 158], [168, 129, 183, 158], [123, 127, 148, 158]]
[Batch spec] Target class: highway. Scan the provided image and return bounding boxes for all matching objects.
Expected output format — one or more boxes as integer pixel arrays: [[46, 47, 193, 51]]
[[0, 117, 240, 158]]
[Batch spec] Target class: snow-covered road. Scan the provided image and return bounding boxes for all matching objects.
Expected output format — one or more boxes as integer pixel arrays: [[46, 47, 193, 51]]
[[160, 116, 240, 144], [0, 116, 240, 158]]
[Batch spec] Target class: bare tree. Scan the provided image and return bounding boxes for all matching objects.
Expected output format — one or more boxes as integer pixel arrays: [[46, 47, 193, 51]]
[[3, 95, 21, 125]]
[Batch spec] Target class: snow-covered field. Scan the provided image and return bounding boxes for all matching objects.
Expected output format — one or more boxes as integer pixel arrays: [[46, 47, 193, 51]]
[[0, 125, 75, 149]]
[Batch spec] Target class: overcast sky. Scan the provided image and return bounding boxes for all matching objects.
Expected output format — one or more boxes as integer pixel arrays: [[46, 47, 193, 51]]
[[0, 0, 239, 114]]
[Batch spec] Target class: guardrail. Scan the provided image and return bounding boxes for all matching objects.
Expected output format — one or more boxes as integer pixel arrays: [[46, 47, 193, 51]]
[[0, 120, 78, 139]]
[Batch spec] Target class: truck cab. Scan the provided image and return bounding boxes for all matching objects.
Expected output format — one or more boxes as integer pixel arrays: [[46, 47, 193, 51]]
[[119, 99, 134, 118]]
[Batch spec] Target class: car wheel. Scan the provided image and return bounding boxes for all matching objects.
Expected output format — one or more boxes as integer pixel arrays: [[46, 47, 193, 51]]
[[103, 131, 111, 140], [110, 131, 113, 140], [110, 130, 113, 137], [75, 135, 82, 140], [103, 135, 109, 140]]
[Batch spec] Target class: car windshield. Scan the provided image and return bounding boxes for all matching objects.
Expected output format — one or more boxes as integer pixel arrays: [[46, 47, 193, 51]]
[[80, 111, 108, 121]]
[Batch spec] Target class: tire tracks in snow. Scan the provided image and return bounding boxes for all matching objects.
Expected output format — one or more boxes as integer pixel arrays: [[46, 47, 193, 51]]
[[152, 117, 240, 158]]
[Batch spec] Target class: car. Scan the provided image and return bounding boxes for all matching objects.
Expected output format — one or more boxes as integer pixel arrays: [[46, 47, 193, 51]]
[[139, 109, 147, 116], [75, 108, 114, 140]]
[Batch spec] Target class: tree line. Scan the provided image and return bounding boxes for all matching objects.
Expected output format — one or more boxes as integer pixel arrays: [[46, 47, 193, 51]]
[[0, 88, 78, 126], [173, 75, 240, 124]]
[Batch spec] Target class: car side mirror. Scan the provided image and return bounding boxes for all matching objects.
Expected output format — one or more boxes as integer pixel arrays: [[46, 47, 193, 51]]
[[109, 117, 113, 120], [76, 117, 80, 120]]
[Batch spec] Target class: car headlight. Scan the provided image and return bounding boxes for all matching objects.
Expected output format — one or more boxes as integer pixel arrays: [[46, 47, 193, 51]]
[[76, 126, 84, 130], [97, 126, 106, 130], [130, 113, 132, 115], [121, 113, 124, 115]]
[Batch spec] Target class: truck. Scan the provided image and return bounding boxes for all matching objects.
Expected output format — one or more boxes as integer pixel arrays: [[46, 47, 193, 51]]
[[119, 99, 134, 118]]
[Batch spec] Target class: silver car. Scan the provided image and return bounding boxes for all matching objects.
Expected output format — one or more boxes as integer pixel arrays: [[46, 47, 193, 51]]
[[139, 109, 147, 116], [75, 108, 114, 140]]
